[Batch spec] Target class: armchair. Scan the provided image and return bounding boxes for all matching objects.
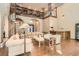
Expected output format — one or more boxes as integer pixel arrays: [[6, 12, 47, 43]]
[[5, 35, 33, 56]]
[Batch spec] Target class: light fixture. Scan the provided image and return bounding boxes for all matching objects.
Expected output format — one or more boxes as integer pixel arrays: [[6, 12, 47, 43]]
[[47, 3, 56, 17], [29, 20, 33, 24], [44, 3, 58, 18]]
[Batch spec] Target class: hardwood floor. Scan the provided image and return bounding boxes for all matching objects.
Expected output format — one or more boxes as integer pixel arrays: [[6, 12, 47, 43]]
[[0, 39, 79, 56], [31, 39, 78, 56]]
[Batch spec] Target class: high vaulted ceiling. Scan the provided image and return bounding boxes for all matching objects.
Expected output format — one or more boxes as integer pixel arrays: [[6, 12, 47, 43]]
[[17, 3, 63, 12]]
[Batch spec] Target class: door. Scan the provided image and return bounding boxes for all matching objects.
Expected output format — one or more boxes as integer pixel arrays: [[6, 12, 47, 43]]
[[75, 23, 79, 40]]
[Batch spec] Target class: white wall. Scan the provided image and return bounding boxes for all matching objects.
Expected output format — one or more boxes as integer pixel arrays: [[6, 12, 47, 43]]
[[57, 3, 79, 39], [49, 17, 58, 31], [43, 17, 57, 32], [0, 3, 10, 42]]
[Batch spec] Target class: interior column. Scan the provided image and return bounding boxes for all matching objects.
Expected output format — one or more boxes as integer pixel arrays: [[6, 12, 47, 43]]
[[0, 14, 2, 43]]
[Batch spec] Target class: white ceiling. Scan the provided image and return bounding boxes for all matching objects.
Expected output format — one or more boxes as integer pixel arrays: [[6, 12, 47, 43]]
[[17, 3, 63, 11]]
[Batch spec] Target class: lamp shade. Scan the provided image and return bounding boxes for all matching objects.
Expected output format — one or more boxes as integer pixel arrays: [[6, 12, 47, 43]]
[[19, 23, 29, 29]]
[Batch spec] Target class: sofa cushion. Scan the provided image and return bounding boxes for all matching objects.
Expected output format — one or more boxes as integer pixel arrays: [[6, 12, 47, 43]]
[[33, 36, 44, 41], [9, 34, 20, 40], [6, 38, 32, 47], [6, 39, 24, 47]]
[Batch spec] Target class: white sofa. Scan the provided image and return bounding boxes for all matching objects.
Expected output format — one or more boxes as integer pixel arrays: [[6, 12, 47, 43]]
[[33, 36, 44, 47], [6, 34, 33, 56], [27, 32, 43, 38], [44, 34, 61, 45], [27, 32, 44, 47]]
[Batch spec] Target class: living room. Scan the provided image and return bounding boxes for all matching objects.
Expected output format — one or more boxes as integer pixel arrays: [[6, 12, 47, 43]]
[[0, 3, 79, 56]]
